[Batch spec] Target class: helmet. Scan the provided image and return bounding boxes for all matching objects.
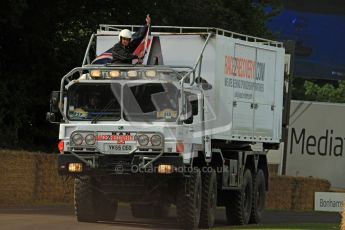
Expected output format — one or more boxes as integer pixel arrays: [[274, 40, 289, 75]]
[[119, 29, 132, 40]]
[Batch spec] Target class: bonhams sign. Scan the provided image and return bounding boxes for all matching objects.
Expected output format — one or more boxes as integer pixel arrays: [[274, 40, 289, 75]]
[[314, 192, 345, 212]]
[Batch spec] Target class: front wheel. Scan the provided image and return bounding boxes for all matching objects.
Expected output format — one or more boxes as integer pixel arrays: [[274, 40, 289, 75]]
[[176, 169, 202, 229], [74, 176, 97, 222], [199, 168, 217, 229], [97, 197, 118, 221], [74, 176, 117, 222]]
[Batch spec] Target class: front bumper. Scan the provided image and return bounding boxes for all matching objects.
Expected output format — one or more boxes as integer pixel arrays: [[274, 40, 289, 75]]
[[57, 152, 185, 176]]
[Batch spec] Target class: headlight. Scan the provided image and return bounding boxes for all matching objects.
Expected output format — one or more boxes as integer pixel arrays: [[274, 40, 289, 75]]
[[137, 134, 149, 146], [127, 70, 138, 78], [90, 70, 102, 78], [108, 70, 120, 78], [85, 134, 96, 145], [145, 70, 156, 78], [71, 133, 83, 145], [150, 135, 162, 146]]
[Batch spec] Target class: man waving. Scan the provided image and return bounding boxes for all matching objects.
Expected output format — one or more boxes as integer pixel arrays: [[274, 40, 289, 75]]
[[112, 14, 151, 64]]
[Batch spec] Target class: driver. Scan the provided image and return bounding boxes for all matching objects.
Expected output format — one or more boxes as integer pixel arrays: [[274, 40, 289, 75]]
[[85, 94, 100, 110]]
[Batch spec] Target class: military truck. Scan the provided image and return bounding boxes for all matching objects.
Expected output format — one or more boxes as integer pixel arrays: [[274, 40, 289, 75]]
[[47, 25, 290, 229]]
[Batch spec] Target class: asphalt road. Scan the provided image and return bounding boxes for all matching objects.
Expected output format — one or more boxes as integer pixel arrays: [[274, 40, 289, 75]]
[[0, 205, 341, 230]]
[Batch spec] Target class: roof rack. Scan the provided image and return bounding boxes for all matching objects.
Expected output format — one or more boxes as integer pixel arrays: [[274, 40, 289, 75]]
[[98, 24, 283, 48]]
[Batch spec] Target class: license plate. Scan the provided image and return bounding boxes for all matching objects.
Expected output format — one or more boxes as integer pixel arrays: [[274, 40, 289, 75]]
[[106, 144, 133, 153]]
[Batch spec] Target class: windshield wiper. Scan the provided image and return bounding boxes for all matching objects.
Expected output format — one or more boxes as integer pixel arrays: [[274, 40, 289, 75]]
[[91, 99, 117, 124]]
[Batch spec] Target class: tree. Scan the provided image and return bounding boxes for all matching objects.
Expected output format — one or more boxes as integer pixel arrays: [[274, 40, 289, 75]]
[[0, 0, 281, 152], [303, 80, 345, 103]]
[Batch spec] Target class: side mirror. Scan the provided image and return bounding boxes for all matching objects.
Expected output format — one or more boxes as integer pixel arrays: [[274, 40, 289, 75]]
[[50, 91, 60, 113], [196, 77, 212, 90], [47, 91, 61, 124], [191, 100, 198, 116], [46, 112, 56, 122], [201, 82, 212, 90]]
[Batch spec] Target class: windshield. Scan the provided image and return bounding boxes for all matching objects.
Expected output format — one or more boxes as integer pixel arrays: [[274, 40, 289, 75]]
[[66, 82, 180, 122], [123, 82, 179, 122], [67, 83, 121, 121]]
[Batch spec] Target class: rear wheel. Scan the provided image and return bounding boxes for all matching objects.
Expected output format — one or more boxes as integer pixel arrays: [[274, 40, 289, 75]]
[[225, 169, 253, 225], [199, 168, 217, 229], [249, 169, 266, 223], [176, 168, 202, 229]]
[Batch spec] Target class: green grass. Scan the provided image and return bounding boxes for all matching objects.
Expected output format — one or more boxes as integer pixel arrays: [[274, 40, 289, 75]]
[[215, 223, 339, 230]]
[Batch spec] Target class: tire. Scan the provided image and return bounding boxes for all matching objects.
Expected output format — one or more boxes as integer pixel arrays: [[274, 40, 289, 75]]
[[97, 197, 118, 221], [199, 168, 217, 229], [74, 176, 98, 222], [75, 176, 117, 222], [225, 169, 253, 225], [249, 169, 266, 224], [176, 168, 202, 229]]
